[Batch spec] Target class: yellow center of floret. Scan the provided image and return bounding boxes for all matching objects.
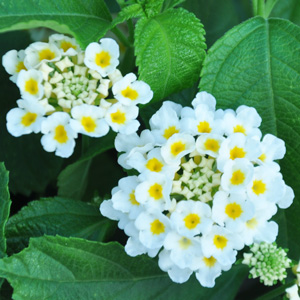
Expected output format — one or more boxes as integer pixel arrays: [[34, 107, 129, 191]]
[[148, 183, 163, 200], [259, 153, 266, 162], [246, 218, 258, 229], [111, 110, 126, 124], [179, 237, 192, 249], [163, 126, 179, 139], [170, 141, 186, 156], [197, 121, 212, 133], [39, 49, 56, 61], [60, 41, 76, 52], [252, 179, 266, 195], [81, 116, 96, 132], [184, 213, 201, 229], [24, 79, 39, 95], [95, 51, 111, 68], [233, 125, 246, 134], [213, 235, 228, 249], [146, 158, 163, 172], [150, 219, 165, 235], [54, 125, 68, 144], [15, 61, 26, 73], [121, 86, 138, 100], [225, 202, 243, 219], [230, 146, 246, 160], [129, 191, 139, 206], [230, 170, 246, 185], [203, 256, 217, 267], [204, 138, 220, 152], [21, 112, 37, 127]]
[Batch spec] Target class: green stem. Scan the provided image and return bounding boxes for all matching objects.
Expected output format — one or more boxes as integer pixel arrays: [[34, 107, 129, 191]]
[[252, 0, 258, 16], [257, 0, 266, 17], [111, 27, 132, 48], [255, 281, 296, 300], [127, 19, 135, 44], [265, 0, 279, 18]]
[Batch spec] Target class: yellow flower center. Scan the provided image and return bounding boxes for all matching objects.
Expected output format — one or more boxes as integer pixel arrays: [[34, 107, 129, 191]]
[[233, 125, 246, 134], [170, 141, 186, 156], [39, 49, 55, 61], [259, 153, 266, 162], [150, 219, 165, 235], [111, 110, 126, 124], [129, 191, 139, 206], [15, 61, 26, 73], [230, 146, 246, 160], [81, 116, 96, 132], [197, 121, 212, 133], [146, 158, 163, 172], [163, 126, 179, 139], [148, 183, 163, 200], [95, 51, 111, 68], [203, 256, 217, 267], [252, 179, 266, 195], [24, 79, 39, 95], [60, 41, 76, 52], [54, 125, 68, 144], [213, 235, 228, 249], [184, 213, 200, 229], [21, 112, 37, 127], [230, 170, 246, 185], [204, 138, 220, 152], [179, 237, 192, 249], [246, 218, 258, 229], [121, 86, 138, 100], [225, 202, 243, 219]]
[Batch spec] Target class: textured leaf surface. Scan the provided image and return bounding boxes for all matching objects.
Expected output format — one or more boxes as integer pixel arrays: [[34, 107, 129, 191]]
[[0, 235, 247, 300], [0, 163, 11, 258], [200, 17, 300, 258], [5, 197, 113, 255], [112, 3, 144, 27], [0, 0, 112, 47], [135, 8, 206, 102]]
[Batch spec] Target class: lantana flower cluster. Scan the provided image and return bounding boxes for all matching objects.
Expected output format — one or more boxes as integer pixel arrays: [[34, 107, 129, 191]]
[[100, 92, 294, 287], [2, 34, 153, 157]]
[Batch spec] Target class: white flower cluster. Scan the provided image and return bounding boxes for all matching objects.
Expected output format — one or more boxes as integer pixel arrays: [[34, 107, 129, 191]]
[[2, 34, 153, 157], [242, 242, 291, 286], [100, 92, 294, 287]]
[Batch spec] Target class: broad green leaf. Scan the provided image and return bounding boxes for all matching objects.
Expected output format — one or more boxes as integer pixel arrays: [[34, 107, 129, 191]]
[[112, 3, 144, 27], [0, 163, 11, 258], [182, 0, 252, 48], [0, 235, 248, 300], [135, 8, 206, 102], [58, 133, 116, 200], [0, 0, 112, 47], [0, 31, 63, 196], [6, 197, 113, 255], [200, 17, 300, 258], [271, 0, 300, 26]]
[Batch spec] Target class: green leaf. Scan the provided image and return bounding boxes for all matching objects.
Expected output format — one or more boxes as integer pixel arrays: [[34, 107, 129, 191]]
[[58, 133, 116, 200], [135, 8, 206, 102], [0, 235, 247, 300], [112, 3, 144, 27], [271, 0, 300, 26], [0, 163, 11, 258], [0, 0, 112, 47], [0, 31, 64, 196], [143, 0, 164, 17], [6, 197, 114, 255], [200, 16, 300, 258], [162, 0, 186, 11]]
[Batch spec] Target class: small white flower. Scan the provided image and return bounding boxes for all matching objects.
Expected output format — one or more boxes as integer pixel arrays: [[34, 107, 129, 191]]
[[70, 104, 109, 137], [84, 38, 119, 77], [191, 91, 216, 111], [277, 184, 294, 209], [6, 99, 45, 136], [2, 49, 27, 82], [286, 284, 300, 300], [112, 73, 153, 106], [41, 112, 77, 158], [24, 42, 61, 68], [16, 69, 44, 101], [196, 133, 225, 157], [49, 34, 81, 56], [105, 102, 139, 134]]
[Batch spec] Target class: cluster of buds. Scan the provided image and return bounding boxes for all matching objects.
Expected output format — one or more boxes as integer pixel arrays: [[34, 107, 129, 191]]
[[2, 34, 153, 157], [100, 92, 294, 287]]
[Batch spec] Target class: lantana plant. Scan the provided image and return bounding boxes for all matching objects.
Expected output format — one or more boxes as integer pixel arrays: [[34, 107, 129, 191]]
[[0, 0, 299, 299]]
